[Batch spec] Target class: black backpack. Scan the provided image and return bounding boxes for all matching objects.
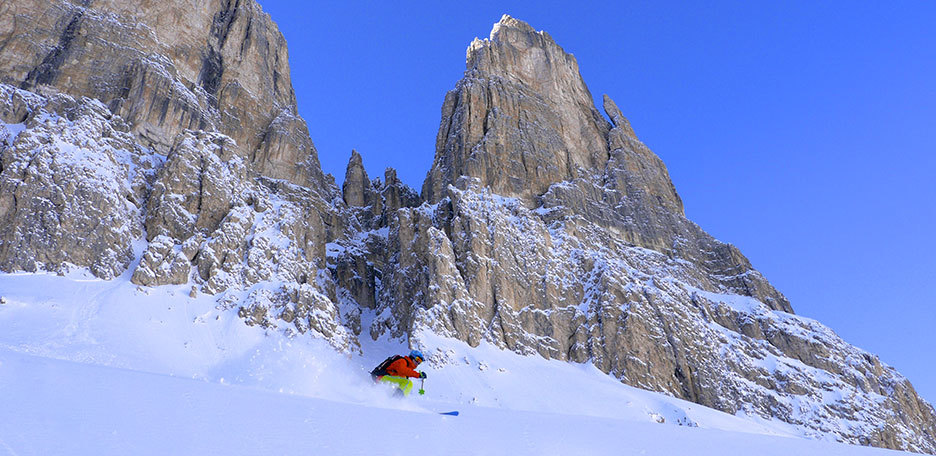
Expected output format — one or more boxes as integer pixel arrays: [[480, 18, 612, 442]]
[[370, 355, 403, 380]]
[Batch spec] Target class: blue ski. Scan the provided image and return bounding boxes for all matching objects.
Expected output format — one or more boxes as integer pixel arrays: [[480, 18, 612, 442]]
[[439, 411, 459, 416]]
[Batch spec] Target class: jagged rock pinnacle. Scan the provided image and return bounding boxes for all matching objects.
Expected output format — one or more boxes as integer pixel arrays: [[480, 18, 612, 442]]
[[424, 15, 611, 205], [342, 149, 378, 211]]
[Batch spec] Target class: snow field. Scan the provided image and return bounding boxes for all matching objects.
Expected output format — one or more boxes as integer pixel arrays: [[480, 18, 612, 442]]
[[0, 272, 916, 455]]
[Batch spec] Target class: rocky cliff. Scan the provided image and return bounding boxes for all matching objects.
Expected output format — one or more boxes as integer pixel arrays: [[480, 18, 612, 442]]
[[0, 5, 933, 453], [0, 0, 327, 191], [0, 0, 350, 350]]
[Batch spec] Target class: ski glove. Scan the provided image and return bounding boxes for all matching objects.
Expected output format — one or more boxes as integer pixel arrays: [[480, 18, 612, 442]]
[[419, 372, 427, 379]]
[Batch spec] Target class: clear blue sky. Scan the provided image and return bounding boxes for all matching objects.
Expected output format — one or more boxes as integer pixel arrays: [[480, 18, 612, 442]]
[[257, 1, 936, 403]]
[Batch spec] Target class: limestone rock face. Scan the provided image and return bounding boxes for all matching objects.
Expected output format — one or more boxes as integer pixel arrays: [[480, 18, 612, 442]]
[[342, 150, 381, 216], [341, 150, 422, 229], [420, 15, 789, 312], [131, 234, 192, 286], [134, 130, 352, 349], [0, 0, 327, 191], [238, 281, 356, 350], [0, 84, 157, 278], [381, 167, 421, 216], [139, 129, 335, 294], [144, 130, 249, 242], [0, 0, 353, 350], [422, 15, 611, 205], [0, 79, 353, 350], [537, 96, 791, 312], [373, 183, 936, 453], [330, 152, 421, 316]]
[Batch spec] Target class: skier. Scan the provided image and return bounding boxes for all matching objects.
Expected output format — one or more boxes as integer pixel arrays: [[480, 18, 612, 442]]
[[370, 349, 427, 397]]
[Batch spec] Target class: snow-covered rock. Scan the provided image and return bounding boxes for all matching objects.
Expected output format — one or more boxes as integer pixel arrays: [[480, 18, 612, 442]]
[[0, 84, 157, 278], [372, 184, 935, 451], [0, 0, 328, 192]]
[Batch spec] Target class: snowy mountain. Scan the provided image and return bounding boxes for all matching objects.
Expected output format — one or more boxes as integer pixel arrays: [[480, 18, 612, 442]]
[[0, 1, 933, 453]]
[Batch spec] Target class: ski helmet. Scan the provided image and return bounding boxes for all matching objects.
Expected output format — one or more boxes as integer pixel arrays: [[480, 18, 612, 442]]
[[409, 349, 425, 363]]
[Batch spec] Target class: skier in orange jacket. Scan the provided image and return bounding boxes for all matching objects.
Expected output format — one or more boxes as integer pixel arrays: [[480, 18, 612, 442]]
[[371, 350, 427, 396]]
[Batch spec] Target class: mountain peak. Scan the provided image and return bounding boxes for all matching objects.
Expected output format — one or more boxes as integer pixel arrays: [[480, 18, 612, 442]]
[[490, 14, 539, 39], [428, 16, 609, 204], [466, 15, 541, 57], [466, 15, 573, 87]]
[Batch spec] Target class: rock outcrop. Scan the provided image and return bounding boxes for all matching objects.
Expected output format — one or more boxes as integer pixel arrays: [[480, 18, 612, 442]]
[[132, 234, 193, 286], [423, 16, 611, 205], [0, 0, 327, 192], [342, 150, 382, 222], [0, 84, 158, 278], [331, 151, 421, 313]]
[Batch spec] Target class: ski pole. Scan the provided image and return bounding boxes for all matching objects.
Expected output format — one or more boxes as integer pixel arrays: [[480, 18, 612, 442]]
[[418, 378, 425, 395]]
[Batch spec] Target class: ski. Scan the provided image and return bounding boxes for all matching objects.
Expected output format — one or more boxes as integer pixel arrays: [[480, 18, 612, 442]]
[[439, 411, 459, 416]]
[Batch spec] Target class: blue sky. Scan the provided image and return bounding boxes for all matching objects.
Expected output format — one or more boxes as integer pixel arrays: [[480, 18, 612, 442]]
[[257, 1, 936, 403]]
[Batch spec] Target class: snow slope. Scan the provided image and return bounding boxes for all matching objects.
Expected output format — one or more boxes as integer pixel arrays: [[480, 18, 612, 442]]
[[0, 272, 917, 455]]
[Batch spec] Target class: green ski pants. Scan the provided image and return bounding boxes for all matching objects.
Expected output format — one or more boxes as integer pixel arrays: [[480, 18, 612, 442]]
[[379, 375, 414, 396]]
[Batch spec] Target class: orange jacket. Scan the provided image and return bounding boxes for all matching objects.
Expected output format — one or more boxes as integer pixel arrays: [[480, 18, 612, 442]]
[[385, 356, 422, 378]]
